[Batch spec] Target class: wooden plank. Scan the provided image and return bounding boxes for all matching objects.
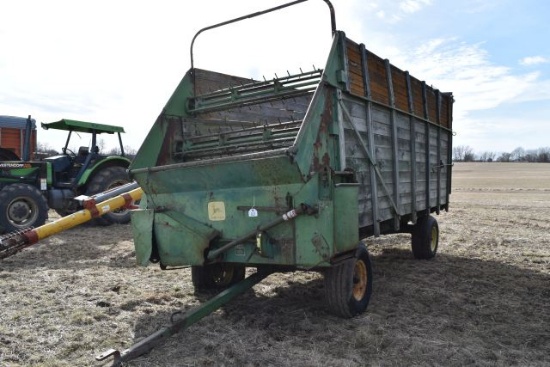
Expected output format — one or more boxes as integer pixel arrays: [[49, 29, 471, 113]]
[[347, 41, 365, 97], [366, 51, 389, 104], [360, 44, 380, 236], [391, 66, 409, 112], [427, 89, 438, 124], [385, 57, 401, 228]]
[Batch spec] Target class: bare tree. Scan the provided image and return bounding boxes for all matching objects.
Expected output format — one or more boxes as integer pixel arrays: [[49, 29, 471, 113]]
[[510, 147, 525, 162], [453, 145, 474, 161], [97, 138, 106, 152], [497, 152, 512, 162], [36, 142, 59, 157], [524, 149, 538, 162], [106, 145, 137, 159], [123, 145, 137, 160], [537, 147, 550, 162], [479, 151, 496, 162], [464, 151, 476, 162]]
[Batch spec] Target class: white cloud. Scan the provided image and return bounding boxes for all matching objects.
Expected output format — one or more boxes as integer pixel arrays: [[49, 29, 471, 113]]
[[520, 56, 550, 66], [376, 10, 386, 19], [387, 38, 545, 114], [456, 113, 550, 153], [375, 36, 550, 151], [350, 0, 432, 25], [399, 0, 433, 14]]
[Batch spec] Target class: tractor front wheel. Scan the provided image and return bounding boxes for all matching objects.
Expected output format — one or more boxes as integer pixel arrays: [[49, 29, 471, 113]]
[[86, 166, 132, 226], [0, 183, 48, 233]]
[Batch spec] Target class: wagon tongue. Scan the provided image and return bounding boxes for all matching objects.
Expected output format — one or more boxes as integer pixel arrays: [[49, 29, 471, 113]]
[[96, 270, 271, 366]]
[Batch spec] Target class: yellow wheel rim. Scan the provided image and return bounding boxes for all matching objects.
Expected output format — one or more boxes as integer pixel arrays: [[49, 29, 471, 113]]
[[430, 226, 438, 252], [352, 260, 368, 301], [212, 265, 234, 285]]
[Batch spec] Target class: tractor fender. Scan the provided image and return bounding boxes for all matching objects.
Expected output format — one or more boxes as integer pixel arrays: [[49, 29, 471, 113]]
[[77, 156, 131, 187]]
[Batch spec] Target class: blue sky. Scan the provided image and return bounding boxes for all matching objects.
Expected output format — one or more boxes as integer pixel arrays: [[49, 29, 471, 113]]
[[1, 0, 548, 155]]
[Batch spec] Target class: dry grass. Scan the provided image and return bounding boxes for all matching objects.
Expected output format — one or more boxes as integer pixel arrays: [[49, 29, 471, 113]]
[[1, 162, 549, 366]]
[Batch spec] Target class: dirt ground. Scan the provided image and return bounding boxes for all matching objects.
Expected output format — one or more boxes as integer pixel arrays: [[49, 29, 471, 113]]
[[1, 162, 549, 366]]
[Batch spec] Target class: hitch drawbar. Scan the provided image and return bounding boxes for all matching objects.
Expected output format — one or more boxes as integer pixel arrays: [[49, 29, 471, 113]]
[[96, 270, 271, 367]]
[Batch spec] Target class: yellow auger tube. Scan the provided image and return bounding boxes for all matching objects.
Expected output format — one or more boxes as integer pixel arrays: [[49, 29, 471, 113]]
[[31, 188, 143, 243]]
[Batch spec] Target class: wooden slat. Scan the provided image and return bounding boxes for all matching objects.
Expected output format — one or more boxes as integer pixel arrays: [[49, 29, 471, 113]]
[[391, 66, 409, 112], [366, 51, 389, 104], [347, 41, 365, 96]]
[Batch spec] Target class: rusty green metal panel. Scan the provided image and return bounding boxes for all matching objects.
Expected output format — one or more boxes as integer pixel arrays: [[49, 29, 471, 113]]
[[153, 210, 218, 266], [333, 184, 360, 253], [131, 209, 154, 266]]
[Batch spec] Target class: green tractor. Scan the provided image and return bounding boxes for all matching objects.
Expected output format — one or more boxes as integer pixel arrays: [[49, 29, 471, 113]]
[[0, 119, 133, 233]]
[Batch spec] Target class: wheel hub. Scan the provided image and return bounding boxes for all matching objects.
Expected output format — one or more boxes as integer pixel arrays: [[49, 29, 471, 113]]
[[212, 265, 234, 285], [8, 199, 34, 224]]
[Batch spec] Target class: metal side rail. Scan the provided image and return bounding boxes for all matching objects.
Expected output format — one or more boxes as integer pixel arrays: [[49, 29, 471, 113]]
[[189, 69, 323, 114], [96, 270, 272, 367]]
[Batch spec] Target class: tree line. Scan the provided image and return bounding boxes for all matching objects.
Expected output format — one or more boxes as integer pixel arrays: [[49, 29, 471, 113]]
[[453, 145, 550, 163]]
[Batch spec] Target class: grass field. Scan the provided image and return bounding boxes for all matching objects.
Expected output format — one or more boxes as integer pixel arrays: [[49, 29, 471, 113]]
[[0, 162, 549, 366]]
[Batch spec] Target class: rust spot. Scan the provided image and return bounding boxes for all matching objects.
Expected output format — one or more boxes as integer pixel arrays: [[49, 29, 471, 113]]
[[277, 238, 295, 262], [311, 233, 330, 260], [312, 156, 320, 170], [311, 90, 334, 173], [157, 115, 181, 166], [322, 152, 331, 166]]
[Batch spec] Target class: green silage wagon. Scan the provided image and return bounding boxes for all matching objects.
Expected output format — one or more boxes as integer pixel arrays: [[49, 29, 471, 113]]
[[98, 1, 453, 364]]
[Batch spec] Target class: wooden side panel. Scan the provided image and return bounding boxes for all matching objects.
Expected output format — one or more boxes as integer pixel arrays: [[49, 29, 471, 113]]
[[341, 98, 372, 227], [339, 36, 453, 234], [340, 91, 452, 231], [345, 38, 453, 130], [414, 119, 428, 211]]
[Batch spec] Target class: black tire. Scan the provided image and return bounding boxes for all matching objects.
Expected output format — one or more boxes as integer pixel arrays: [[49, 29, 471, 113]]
[[191, 263, 246, 291], [0, 183, 48, 232], [411, 215, 439, 259], [86, 166, 131, 226], [324, 243, 373, 318]]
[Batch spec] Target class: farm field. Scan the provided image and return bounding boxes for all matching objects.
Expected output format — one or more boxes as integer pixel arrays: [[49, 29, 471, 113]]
[[0, 162, 549, 366]]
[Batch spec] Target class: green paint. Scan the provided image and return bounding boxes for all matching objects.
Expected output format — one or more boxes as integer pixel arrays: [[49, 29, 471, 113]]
[[42, 119, 125, 134]]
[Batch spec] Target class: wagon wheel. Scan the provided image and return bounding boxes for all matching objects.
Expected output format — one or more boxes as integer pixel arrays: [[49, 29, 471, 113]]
[[191, 263, 246, 291], [324, 243, 373, 318], [411, 215, 439, 259]]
